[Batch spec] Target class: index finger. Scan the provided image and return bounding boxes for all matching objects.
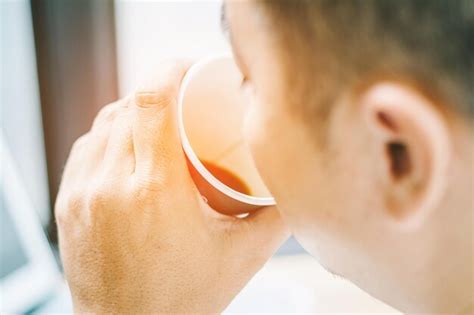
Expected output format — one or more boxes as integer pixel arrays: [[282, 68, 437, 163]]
[[132, 60, 191, 181]]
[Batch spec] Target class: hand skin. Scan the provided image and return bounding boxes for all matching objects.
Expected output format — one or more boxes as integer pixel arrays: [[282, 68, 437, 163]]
[[55, 61, 290, 314]]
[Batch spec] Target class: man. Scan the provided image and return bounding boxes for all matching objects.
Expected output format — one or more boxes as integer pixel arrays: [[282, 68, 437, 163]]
[[55, 0, 473, 313]]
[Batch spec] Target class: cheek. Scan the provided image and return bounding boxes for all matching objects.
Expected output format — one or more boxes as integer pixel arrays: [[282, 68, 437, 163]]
[[243, 101, 270, 169], [242, 98, 286, 192], [241, 83, 360, 244], [243, 98, 338, 230], [243, 98, 312, 215]]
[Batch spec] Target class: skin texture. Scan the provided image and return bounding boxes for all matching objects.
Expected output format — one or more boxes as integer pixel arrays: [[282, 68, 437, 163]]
[[55, 62, 289, 314], [225, 1, 473, 314], [56, 1, 473, 314]]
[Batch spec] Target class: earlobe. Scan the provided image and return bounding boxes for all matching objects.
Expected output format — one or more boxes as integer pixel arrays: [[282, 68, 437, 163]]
[[361, 82, 451, 227]]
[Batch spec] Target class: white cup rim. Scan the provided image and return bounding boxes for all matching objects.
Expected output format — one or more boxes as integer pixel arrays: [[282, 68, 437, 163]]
[[178, 54, 276, 206]]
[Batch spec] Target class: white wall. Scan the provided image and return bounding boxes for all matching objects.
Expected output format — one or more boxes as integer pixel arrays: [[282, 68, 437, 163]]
[[114, 0, 230, 97], [0, 0, 50, 225]]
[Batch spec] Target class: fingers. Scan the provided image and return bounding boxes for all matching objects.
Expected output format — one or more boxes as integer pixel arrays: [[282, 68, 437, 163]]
[[91, 100, 123, 132], [102, 104, 134, 177], [59, 133, 90, 190], [60, 59, 193, 213], [61, 99, 128, 189], [78, 100, 128, 177], [132, 60, 191, 181]]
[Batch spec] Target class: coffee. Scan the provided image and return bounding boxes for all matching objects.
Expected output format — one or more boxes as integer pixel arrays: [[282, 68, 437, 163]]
[[200, 160, 251, 195]]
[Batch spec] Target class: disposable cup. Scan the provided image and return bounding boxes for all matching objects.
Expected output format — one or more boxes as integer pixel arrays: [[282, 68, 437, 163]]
[[178, 55, 275, 215]]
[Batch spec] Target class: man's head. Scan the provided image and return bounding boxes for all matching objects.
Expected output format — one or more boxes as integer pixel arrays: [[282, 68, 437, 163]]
[[223, 0, 473, 313]]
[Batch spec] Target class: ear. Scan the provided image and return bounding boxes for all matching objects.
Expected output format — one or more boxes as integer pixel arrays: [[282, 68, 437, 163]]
[[360, 82, 451, 227]]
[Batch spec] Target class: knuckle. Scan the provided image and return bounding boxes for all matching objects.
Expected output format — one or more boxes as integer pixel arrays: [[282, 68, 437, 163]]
[[71, 134, 88, 153], [135, 59, 187, 109], [54, 195, 68, 226], [87, 185, 110, 213], [55, 189, 86, 225], [93, 102, 121, 126], [67, 190, 86, 213], [92, 97, 129, 129], [134, 84, 175, 108]]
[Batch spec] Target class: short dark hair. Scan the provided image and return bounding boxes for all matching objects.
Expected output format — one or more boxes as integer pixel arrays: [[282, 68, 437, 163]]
[[258, 0, 474, 122]]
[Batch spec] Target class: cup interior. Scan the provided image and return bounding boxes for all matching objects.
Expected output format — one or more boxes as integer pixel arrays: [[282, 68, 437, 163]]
[[179, 57, 273, 201]]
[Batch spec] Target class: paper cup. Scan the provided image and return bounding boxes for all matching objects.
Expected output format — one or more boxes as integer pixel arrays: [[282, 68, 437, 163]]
[[178, 55, 275, 215]]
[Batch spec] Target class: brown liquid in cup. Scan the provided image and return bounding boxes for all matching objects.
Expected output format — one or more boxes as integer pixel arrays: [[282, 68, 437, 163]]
[[200, 160, 251, 195]]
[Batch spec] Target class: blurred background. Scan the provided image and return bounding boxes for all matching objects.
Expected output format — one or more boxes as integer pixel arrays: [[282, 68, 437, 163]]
[[0, 0, 397, 313]]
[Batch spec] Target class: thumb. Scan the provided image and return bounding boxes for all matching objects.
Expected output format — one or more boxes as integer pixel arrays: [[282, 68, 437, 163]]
[[239, 206, 291, 256]]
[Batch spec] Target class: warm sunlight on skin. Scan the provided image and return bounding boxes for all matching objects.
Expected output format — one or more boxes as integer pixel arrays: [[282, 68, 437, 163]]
[[55, 1, 472, 314], [224, 1, 473, 313], [55, 62, 289, 314]]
